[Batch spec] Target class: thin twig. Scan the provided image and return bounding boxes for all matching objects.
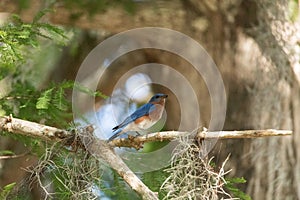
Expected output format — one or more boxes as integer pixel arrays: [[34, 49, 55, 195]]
[[0, 151, 29, 160]]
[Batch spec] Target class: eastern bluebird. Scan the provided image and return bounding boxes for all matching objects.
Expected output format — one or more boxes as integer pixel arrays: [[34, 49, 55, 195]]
[[108, 93, 168, 141]]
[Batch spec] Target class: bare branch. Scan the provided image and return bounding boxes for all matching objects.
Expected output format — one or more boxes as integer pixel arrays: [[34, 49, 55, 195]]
[[88, 140, 158, 200], [0, 115, 73, 142], [1, 115, 291, 149], [0, 151, 29, 160], [109, 129, 292, 149], [197, 129, 292, 138]]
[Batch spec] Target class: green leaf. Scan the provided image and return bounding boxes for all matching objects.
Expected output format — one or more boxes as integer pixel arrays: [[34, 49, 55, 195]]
[[225, 177, 252, 200], [227, 177, 247, 184], [73, 82, 108, 98], [0, 182, 16, 199], [0, 150, 15, 156], [0, 12, 68, 79], [53, 87, 68, 111], [33, 9, 52, 23], [143, 169, 169, 192], [60, 80, 75, 89], [3, 182, 16, 191], [36, 88, 54, 110]]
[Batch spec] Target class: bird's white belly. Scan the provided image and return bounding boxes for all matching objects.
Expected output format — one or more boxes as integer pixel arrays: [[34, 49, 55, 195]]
[[137, 118, 156, 129], [122, 118, 155, 132]]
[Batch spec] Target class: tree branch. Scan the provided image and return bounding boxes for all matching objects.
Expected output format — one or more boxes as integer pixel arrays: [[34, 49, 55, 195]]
[[0, 151, 29, 160], [87, 139, 158, 200], [108, 129, 292, 149], [0, 115, 73, 142], [0, 116, 158, 200]]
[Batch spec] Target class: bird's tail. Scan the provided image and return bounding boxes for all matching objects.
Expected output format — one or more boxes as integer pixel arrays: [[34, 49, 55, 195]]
[[107, 129, 122, 142]]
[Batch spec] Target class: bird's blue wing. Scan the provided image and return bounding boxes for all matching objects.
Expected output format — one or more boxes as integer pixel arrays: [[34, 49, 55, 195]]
[[131, 103, 155, 120], [112, 103, 154, 130]]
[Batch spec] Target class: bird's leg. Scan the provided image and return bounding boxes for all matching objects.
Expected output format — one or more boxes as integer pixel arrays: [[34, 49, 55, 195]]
[[135, 131, 141, 136]]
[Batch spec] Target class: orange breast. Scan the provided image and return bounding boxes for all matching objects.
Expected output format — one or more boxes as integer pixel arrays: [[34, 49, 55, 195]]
[[134, 115, 150, 124]]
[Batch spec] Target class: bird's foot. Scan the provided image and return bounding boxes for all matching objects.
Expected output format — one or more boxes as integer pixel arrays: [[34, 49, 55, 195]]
[[135, 131, 141, 136]]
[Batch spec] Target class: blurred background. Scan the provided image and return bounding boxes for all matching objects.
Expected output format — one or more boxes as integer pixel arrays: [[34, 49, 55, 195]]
[[0, 0, 300, 199]]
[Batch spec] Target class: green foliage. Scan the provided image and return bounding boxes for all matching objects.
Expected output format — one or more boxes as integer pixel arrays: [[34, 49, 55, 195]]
[[225, 177, 252, 200], [0, 80, 105, 127], [0, 150, 15, 156], [36, 88, 54, 110], [0, 182, 16, 199], [103, 171, 140, 200], [0, 10, 67, 79], [112, 173, 132, 199], [0, 130, 45, 158], [37, 82, 71, 110], [73, 81, 108, 99], [35, 82, 72, 127], [142, 168, 169, 199], [34, 81, 106, 127], [0, 81, 68, 127], [50, 168, 73, 199]]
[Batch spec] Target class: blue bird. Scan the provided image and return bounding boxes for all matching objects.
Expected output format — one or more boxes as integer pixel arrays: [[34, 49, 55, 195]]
[[108, 93, 168, 141]]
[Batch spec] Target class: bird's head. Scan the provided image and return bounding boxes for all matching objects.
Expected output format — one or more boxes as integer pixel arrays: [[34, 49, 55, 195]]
[[148, 93, 168, 104]]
